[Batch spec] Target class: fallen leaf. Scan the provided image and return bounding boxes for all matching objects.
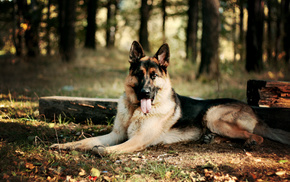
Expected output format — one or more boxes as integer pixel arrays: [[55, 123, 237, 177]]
[[66, 175, 76, 182], [71, 150, 79, 155], [275, 170, 286, 176], [25, 163, 35, 170], [48, 123, 55, 128], [250, 172, 257, 180], [124, 167, 131, 172], [79, 168, 86, 176], [90, 168, 100, 177], [103, 176, 111, 181], [131, 157, 140, 161], [266, 171, 274, 176], [278, 160, 288, 164], [89, 176, 97, 181], [165, 171, 172, 179]]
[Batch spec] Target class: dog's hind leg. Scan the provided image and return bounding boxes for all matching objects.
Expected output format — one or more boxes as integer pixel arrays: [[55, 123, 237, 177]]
[[204, 104, 264, 146], [208, 121, 263, 146]]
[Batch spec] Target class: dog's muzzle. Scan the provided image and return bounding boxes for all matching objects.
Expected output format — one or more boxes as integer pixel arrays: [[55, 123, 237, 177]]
[[139, 88, 151, 114]]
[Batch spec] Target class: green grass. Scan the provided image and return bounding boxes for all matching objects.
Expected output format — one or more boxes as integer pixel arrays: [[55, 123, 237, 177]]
[[0, 47, 289, 181]]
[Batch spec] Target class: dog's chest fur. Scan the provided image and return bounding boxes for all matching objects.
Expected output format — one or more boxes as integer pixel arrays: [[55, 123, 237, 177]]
[[120, 91, 179, 140]]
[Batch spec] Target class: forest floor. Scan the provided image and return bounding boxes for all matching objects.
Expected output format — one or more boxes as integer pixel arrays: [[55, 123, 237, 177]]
[[0, 48, 290, 181]]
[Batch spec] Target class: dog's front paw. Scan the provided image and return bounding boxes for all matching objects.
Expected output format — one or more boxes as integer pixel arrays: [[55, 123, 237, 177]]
[[91, 145, 108, 156], [50, 142, 82, 151]]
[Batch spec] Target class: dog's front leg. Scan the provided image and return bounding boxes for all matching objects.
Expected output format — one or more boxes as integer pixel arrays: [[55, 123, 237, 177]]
[[50, 114, 128, 151], [92, 117, 167, 154], [50, 129, 126, 151]]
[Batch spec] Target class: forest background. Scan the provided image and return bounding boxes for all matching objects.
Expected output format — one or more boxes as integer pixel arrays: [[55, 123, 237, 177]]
[[0, 0, 290, 101]]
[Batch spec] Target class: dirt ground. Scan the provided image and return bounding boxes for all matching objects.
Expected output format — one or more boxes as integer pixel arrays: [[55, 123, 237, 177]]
[[120, 139, 290, 181]]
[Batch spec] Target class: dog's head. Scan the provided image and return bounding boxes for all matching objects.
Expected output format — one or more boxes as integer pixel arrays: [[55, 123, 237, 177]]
[[125, 41, 171, 114]]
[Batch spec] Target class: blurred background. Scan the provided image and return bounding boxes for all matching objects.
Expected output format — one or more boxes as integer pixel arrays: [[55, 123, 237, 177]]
[[0, 0, 289, 101]]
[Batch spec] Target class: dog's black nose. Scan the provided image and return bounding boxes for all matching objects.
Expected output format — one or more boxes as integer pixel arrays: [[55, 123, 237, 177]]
[[140, 88, 151, 97]]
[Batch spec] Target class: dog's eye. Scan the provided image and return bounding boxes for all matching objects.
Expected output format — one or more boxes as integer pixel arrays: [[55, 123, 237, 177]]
[[151, 73, 158, 79]]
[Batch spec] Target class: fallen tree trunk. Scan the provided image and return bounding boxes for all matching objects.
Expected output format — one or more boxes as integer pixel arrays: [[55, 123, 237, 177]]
[[39, 96, 118, 124], [39, 96, 290, 131]]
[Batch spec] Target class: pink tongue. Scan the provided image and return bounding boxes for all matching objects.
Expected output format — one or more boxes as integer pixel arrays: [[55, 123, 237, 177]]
[[141, 99, 152, 113]]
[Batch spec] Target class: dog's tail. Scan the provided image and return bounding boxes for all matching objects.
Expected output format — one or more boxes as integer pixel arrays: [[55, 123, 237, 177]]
[[254, 122, 290, 145]]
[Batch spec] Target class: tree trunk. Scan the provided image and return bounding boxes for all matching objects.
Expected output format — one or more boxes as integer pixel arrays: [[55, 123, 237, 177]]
[[161, 0, 166, 43], [12, 0, 21, 56], [106, 0, 118, 48], [46, 0, 51, 55], [24, 0, 41, 57], [58, 0, 76, 62], [197, 0, 220, 79], [85, 0, 97, 49], [267, 0, 274, 64], [14, 0, 25, 56], [246, 0, 264, 72], [239, 0, 245, 62], [186, 0, 199, 63], [232, 2, 237, 62], [283, 0, 290, 66], [139, 0, 151, 52], [274, 0, 282, 64]]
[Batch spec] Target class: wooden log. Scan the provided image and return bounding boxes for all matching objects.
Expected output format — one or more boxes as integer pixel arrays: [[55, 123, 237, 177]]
[[39, 96, 118, 124], [251, 106, 290, 131], [247, 80, 290, 108], [39, 96, 290, 131]]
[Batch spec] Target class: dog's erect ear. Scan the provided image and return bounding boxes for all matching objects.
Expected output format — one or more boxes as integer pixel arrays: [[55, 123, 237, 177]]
[[153, 43, 170, 68], [129, 41, 145, 63]]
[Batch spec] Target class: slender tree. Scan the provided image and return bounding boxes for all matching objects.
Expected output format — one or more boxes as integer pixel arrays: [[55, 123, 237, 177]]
[[266, 0, 274, 63], [197, 0, 220, 79], [106, 0, 118, 48], [239, 0, 245, 61], [13, 0, 23, 56], [85, 0, 97, 49], [46, 0, 51, 55], [161, 0, 167, 43], [24, 0, 41, 57], [139, 0, 152, 52], [283, 0, 290, 65], [186, 0, 199, 63], [232, 2, 237, 62], [246, 0, 264, 72], [274, 0, 282, 64], [58, 0, 77, 62]]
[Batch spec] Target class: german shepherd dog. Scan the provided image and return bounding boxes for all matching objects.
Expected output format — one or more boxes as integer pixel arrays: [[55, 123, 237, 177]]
[[51, 41, 290, 154]]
